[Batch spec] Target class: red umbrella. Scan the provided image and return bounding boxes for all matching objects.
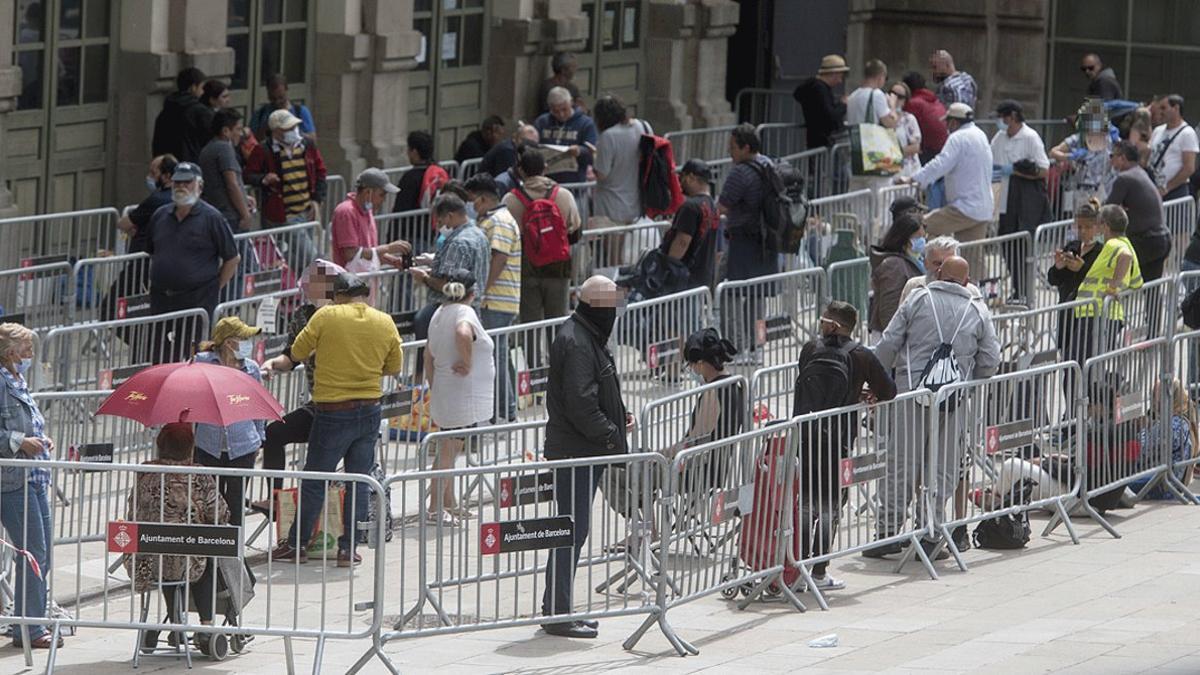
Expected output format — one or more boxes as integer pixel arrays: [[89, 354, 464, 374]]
[[96, 361, 284, 427]]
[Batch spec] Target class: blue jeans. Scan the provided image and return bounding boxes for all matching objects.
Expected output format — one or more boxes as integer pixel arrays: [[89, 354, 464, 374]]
[[479, 309, 517, 421], [287, 404, 381, 553], [1, 483, 51, 641]]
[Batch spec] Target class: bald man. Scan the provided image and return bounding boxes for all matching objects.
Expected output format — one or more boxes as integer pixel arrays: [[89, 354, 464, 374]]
[[866, 255, 1000, 561], [929, 49, 977, 109], [541, 275, 632, 639]]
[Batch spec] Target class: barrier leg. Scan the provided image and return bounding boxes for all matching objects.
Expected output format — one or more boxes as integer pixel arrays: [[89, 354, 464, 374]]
[[794, 564, 828, 611], [311, 635, 325, 675], [1165, 472, 1200, 505], [1081, 499, 1121, 539], [20, 624, 32, 667], [897, 533, 939, 580], [347, 632, 401, 675], [1052, 497, 1081, 544], [43, 623, 60, 675], [938, 523, 969, 573], [284, 635, 296, 675]]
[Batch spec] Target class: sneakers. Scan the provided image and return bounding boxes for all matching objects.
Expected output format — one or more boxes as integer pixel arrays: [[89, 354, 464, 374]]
[[337, 549, 363, 568], [811, 574, 846, 591], [951, 525, 970, 552], [271, 541, 307, 564], [920, 538, 951, 561]]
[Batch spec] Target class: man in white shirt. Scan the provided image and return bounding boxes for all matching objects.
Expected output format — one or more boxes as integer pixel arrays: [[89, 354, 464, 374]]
[[846, 59, 897, 194], [895, 102, 993, 273], [1148, 94, 1198, 201], [990, 100, 1051, 303]]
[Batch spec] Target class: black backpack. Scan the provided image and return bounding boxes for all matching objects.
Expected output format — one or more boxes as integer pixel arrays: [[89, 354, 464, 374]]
[[794, 338, 856, 415], [971, 478, 1036, 550], [747, 159, 806, 256], [1182, 283, 1200, 329]]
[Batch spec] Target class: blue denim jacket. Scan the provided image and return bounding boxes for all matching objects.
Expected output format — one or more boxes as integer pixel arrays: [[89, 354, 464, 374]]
[[0, 370, 48, 492], [192, 351, 266, 459]]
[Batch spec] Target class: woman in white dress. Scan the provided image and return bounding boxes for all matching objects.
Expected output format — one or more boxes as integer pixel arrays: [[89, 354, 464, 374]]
[[888, 81, 923, 177], [424, 268, 496, 524]]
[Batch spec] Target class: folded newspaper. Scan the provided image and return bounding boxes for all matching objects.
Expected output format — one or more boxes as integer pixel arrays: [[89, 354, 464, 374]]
[[536, 144, 578, 175]]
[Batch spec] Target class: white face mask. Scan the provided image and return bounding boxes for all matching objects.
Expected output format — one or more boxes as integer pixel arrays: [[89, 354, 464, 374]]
[[236, 340, 254, 361], [15, 357, 32, 376], [282, 128, 302, 145], [172, 187, 198, 207]]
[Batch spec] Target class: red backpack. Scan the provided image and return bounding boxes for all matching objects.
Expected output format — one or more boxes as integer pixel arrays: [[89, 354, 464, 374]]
[[513, 185, 571, 268], [638, 132, 685, 219]]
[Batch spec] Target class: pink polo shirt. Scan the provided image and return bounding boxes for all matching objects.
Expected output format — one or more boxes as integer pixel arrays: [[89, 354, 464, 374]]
[[330, 193, 377, 267]]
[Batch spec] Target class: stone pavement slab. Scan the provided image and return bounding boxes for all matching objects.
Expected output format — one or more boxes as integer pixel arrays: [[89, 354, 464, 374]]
[[5, 503, 1200, 674]]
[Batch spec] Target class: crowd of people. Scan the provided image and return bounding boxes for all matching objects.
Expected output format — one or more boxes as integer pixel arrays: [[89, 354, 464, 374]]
[[4, 45, 1200, 652]]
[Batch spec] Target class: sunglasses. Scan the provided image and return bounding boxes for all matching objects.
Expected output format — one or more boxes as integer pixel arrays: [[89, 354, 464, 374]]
[[1080, 65, 1096, 73], [891, 91, 907, 99]]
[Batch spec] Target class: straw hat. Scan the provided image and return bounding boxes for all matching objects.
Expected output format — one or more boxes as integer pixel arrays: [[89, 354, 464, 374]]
[[818, 55, 850, 74]]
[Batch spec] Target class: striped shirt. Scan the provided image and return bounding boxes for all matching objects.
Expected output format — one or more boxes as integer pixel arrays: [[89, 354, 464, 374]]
[[936, 71, 977, 108], [478, 205, 521, 315], [274, 141, 311, 217]]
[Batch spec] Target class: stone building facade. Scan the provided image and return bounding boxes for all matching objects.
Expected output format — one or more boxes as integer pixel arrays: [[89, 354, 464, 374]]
[[0, 0, 737, 218]]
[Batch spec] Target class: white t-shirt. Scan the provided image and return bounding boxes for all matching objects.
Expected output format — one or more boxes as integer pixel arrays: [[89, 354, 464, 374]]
[[989, 123, 1050, 214], [846, 87, 891, 126], [428, 303, 495, 429], [1149, 123, 1199, 188]]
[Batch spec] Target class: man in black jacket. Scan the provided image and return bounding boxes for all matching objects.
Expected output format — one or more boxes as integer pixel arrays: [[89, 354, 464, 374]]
[[151, 68, 210, 163], [541, 275, 631, 639], [793, 54, 849, 149]]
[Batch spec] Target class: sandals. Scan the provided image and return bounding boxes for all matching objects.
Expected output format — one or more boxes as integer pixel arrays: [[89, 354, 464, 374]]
[[30, 634, 64, 649], [424, 510, 459, 527], [446, 505, 475, 520]]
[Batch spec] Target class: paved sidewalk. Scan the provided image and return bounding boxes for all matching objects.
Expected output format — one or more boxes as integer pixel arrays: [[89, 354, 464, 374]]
[[6, 502, 1200, 674]]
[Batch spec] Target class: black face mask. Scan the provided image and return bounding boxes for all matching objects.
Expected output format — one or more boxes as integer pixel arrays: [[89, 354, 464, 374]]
[[576, 301, 616, 339]]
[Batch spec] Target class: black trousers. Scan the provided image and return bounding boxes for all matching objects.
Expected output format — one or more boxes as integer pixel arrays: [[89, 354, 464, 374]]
[[542, 465, 604, 621], [195, 450, 257, 526], [161, 562, 216, 623], [262, 406, 315, 490]]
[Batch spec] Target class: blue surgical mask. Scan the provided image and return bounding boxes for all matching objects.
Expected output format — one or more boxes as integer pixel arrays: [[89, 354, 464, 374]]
[[465, 202, 478, 222], [15, 358, 31, 376], [910, 236, 927, 257], [145, 176, 157, 193]]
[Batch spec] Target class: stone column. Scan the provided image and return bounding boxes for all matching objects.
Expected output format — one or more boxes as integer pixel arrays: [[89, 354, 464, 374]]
[[690, 0, 738, 128], [487, 0, 586, 127], [0, 0, 22, 218], [845, 0, 1046, 117], [312, 0, 422, 179], [643, 0, 736, 133], [114, 0, 235, 207]]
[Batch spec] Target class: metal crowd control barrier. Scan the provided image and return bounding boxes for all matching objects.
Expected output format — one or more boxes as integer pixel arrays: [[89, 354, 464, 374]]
[[757, 123, 806, 161], [381, 160, 460, 186], [788, 391, 941, 603], [934, 361, 1085, 562], [1164, 195, 1196, 274], [610, 286, 711, 416], [825, 258, 871, 341], [709, 158, 734, 193], [0, 459, 387, 674], [571, 220, 670, 289], [350, 452, 687, 674], [802, 189, 874, 266], [1032, 218, 1073, 303], [747, 363, 797, 428], [1099, 278, 1174, 348], [1169, 329, 1200, 501], [636, 377, 749, 459], [458, 158, 483, 180], [665, 125, 737, 165], [0, 207, 121, 273], [875, 183, 920, 233], [958, 232, 1034, 309], [1070, 339, 1172, 538], [41, 308, 210, 390], [560, 181, 596, 225], [989, 297, 1098, 372], [71, 253, 151, 325], [232, 220, 321, 297], [715, 268, 823, 370], [829, 142, 850, 195], [0, 261, 75, 332], [734, 88, 804, 126], [779, 147, 832, 200], [376, 208, 434, 254], [361, 266, 424, 315]]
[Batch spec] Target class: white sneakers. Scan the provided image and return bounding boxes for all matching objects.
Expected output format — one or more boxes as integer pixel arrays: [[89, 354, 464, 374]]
[[811, 574, 847, 591]]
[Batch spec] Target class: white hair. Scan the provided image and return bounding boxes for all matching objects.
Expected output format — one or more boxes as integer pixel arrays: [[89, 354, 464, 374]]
[[926, 235, 960, 256], [547, 86, 572, 107]]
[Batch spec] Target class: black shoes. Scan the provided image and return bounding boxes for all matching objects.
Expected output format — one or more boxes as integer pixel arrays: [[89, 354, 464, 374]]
[[541, 621, 598, 638], [951, 525, 970, 552], [861, 540, 904, 558]]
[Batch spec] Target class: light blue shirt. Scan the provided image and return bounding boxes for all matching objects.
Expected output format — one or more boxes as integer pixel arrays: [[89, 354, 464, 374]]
[[192, 351, 266, 460]]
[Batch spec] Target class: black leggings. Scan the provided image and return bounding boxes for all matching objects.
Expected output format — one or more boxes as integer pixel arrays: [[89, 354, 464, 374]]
[[262, 406, 315, 491], [195, 450, 257, 526]]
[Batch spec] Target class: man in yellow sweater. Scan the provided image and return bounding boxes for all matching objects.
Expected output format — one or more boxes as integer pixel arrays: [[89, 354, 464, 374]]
[[271, 272, 403, 566]]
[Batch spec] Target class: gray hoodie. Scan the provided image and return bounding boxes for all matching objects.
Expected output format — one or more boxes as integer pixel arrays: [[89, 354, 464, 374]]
[[872, 280, 1001, 393]]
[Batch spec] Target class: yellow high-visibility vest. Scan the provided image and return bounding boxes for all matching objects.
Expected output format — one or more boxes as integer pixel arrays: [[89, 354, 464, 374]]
[[1074, 236, 1142, 320]]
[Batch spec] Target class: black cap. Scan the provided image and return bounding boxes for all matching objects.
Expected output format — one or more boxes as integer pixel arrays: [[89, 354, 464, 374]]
[[333, 271, 370, 298], [995, 99, 1023, 117], [889, 195, 928, 217], [679, 158, 711, 179]]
